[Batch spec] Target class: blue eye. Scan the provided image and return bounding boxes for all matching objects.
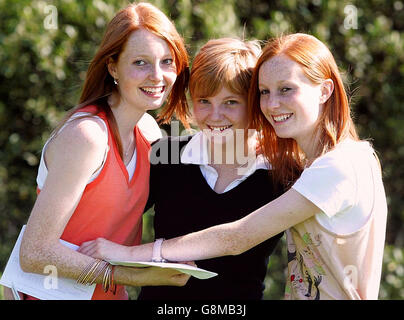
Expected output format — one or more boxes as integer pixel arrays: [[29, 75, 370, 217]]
[[224, 100, 238, 105], [260, 89, 270, 95], [133, 60, 146, 66], [199, 99, 209, 104], [162, 58, 174, 65], [281, 87, 291, 93]]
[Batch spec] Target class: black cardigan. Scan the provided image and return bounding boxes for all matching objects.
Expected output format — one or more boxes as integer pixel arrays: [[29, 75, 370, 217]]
[[139, 136, 284, 300]]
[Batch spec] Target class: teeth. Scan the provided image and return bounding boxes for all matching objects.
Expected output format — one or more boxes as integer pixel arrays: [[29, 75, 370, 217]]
[[141, 86, 164, 94], [273, 114, 292, 122], [209, 125, 232, 132]]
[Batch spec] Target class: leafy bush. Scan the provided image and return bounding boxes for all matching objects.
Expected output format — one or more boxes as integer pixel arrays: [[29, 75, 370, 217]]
[[1, 0, 402, 299]]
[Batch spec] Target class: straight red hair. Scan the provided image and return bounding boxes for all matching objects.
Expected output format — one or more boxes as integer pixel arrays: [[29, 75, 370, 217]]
[[248, 33, 359, 188], [54, 2, 189, 157]]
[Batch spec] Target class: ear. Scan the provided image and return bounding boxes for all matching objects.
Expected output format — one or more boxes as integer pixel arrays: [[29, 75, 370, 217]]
[[319, 79, 334, 104], [107, 57, 118, 81]]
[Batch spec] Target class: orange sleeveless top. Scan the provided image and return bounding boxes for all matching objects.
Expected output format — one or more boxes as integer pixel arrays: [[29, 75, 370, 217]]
[[33, 105, 150, 300]]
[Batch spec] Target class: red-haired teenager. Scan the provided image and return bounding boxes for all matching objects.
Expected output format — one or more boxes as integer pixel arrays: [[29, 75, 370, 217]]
[[136, 38, 283, 300], [81, 33, 388, 300], [4, 2, 190, 300]]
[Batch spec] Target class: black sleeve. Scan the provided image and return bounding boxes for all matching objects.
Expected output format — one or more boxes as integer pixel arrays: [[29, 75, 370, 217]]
[[143, 135, 193, 213], [143, 139, 162, 213], [144, 162, 157, 212]]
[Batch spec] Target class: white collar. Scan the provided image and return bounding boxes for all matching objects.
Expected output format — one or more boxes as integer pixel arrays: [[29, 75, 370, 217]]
[[180, 131, 270, 171]]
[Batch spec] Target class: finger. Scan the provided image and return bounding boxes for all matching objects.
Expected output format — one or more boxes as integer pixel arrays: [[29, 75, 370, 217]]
[[77, 243, 92, 254], [78, 243, 98, 257], [77, 240, 95, 253]]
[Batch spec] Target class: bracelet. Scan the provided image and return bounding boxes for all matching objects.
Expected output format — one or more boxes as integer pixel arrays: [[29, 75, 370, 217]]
[[152, 238, 167, 263], [77, 259, 116, 294]]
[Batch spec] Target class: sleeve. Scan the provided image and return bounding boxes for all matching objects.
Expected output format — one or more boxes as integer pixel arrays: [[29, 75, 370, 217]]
[[143, 139, 162, 213], [144, 161, 157, 212], [292, 151, 357, 218]]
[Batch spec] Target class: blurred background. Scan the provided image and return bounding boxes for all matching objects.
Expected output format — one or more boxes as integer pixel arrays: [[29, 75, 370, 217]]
[[0, 0, 403, 299]]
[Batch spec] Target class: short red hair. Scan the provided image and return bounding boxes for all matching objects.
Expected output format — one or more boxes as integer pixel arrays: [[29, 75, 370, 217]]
[[248, 33, 358, 187]]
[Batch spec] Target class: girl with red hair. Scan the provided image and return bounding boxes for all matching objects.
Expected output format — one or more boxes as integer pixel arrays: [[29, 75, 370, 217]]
[[83, 33, 388, 300], [5, 2, 191, 300]]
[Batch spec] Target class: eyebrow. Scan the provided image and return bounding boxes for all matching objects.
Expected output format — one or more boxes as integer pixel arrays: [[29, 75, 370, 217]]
[[129, 53, 173, 59], [222, 96, 241, 100], [260, 79, 296, 86]]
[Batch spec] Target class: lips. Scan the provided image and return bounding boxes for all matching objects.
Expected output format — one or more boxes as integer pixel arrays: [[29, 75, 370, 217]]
[[140, 86, 165, 96], [272, 113, 293, 123], [207, 124, 233, 132]]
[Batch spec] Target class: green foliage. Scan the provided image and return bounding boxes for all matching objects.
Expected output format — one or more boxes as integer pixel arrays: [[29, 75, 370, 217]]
[[263, 237, 287, 299], [0, 273, 3, 300], [1, 0, 403, 300], [379, 245, 404, 299]]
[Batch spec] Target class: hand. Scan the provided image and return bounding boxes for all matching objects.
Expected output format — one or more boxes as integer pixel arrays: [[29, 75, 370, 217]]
[[180, 261, 197, 267], [78, 238, 132, 261]]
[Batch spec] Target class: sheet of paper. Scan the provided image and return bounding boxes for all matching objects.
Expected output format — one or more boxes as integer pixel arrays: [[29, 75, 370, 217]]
[[109, 260, 218, 280], [0, 225, 95, 300]]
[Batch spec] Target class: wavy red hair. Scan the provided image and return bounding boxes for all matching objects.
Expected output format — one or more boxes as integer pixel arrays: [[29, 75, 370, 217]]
[[55, 2, 189, 157], [248, 33, 358, 188]]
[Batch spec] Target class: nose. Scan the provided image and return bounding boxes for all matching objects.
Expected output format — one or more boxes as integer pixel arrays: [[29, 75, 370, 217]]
[[208, 105, 223, 122], [149, 63, 163, 82]]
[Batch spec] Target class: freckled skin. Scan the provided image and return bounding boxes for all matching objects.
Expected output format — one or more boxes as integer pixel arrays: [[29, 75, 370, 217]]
[[14, 29, 190, 298]]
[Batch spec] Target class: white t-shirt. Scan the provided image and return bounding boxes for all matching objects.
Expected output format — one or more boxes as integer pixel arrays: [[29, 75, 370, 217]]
[[285, 139, 388, 300], [37, 112, 162, 189]]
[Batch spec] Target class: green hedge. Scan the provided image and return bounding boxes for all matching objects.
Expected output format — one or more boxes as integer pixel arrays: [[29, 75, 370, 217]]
[[1, 0, 403, 299]]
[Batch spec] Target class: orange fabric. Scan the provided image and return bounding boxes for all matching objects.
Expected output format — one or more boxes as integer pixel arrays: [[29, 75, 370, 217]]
[[27, 105, 150, 300]]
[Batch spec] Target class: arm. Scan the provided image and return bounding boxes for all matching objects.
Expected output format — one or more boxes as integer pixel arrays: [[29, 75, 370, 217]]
[[158, 188, 320, 261], [20, 118, 107, 279], [79, 188, 320, 262], [19, 119, 188, 287]]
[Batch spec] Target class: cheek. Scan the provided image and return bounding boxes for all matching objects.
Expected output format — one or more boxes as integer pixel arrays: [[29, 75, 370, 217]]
[[193, 107, 208, 125], [234, 108, 248, 126], [164, 71, 178, 87], [121, 68, 146, 87]]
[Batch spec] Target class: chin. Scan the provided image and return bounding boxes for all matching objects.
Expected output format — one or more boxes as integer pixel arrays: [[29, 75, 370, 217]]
[[148, 100, 165, 110]]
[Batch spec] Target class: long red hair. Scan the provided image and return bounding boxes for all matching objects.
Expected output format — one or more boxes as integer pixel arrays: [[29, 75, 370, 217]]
[[54, 2, 189, 157], [248, 33, 359, 188]]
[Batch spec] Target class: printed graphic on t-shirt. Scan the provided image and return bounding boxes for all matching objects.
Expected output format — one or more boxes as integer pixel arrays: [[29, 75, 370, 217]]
[[285, 230, 326, 300]]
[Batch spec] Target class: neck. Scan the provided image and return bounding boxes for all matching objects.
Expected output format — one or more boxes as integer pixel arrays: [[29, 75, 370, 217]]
[[296, 130, 321, 164], [108, 93, 145, 142]]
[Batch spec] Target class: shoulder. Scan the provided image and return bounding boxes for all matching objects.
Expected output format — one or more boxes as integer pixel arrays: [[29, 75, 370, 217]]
[[309, 139, 373, 177], [151, 135, 193, 146], [149, 135, 194, 166], [56, 117, 107, 148], [151, 135, 193, 154], [137, 113, 163, 143], [46, 117, 108, 166]]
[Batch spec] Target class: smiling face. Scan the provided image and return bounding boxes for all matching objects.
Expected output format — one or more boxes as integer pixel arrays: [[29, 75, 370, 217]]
[[258, 54, 327, 154], [192, 86, 248, 145], [108, 28, 177, 113]]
